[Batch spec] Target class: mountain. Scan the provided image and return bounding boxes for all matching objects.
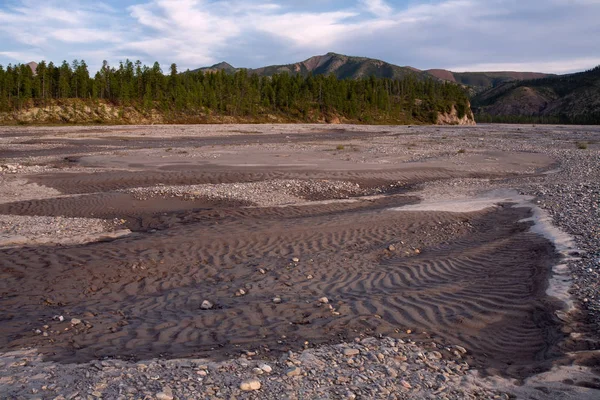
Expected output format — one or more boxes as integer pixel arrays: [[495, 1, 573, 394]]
[[197, 61, 236, 74], [193, 53, 554, 94], [471, 65, 600, 124], [193, 52, 426, 80], [425, 70, 554, 93], [250, 52, 422, 80]]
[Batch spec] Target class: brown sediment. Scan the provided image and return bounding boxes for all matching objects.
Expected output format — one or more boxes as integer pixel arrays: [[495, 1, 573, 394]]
[[0, 125, 569, 380], [0, 196, 561, 378]]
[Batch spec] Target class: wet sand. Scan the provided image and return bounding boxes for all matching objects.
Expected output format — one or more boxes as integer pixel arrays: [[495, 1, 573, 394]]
[[0, 124, 591, 382]]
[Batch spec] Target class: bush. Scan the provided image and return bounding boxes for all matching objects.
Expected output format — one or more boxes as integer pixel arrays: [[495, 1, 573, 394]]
[[576, 141, 588, 149]]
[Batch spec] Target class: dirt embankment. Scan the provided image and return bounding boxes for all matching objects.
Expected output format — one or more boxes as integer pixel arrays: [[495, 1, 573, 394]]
[[0, 99, 475, 126]]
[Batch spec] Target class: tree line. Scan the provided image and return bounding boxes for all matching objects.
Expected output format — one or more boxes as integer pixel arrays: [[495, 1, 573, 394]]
[[0, 60, 471, 124]]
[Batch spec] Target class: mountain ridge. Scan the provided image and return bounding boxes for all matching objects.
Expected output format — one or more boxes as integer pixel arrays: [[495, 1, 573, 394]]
[[193, 53, 557, 92]]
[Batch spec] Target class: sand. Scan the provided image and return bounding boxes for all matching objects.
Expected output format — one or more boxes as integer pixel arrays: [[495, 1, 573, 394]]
[[0, 123, 599, 398]]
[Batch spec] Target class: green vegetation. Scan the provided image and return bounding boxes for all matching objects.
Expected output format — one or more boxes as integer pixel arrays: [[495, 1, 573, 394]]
[[576, 141, 589, 150], [0, 59, 471, 125], [457, 149, 466, 154], [336, 145, 345, 150]]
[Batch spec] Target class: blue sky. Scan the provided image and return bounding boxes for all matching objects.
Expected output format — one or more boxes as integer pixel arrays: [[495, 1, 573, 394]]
[[1, 0, 599, 74]]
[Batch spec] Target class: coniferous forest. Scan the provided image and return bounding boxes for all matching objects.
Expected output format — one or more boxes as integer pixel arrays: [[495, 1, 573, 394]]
[[0, 60, 472, 125]]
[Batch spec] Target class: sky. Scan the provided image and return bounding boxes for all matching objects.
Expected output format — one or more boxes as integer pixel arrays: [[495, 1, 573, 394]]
[[1, 0, 599, 74]]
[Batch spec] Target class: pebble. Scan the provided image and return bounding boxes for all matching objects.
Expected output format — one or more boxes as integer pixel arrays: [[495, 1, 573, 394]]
[[259, 364, 272, 373], [319, 297, 329, 304], [343, 348, 360, 357], [272, 297, 282, 304], [285, 367, 302, 377], [155, 391, 174, 400], [70, 318, 81, 325], [200, 300, 213, 310], [239, 379, 261, 391]]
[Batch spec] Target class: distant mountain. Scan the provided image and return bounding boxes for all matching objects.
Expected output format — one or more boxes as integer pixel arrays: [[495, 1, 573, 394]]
[[192, 52, 426, 80], [197, 61, 236, 74], [471, 65, 600, 124], [192, 53, 556, 95], [27, 61, 38, 75], [425, 70, 554, 93]]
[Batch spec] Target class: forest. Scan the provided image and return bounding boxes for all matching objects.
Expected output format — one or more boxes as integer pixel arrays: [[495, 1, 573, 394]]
[[0, 60, 471, 124]]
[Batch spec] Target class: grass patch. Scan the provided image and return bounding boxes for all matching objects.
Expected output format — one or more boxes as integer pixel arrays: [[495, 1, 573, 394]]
[[336, 144, 345, 150], [576, 141, 588, 150], [457, 149, 466, 154]]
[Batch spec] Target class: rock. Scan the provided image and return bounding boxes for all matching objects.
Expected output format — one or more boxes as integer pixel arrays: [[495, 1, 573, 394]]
[[401, 380, 412, 389], [388, 244, 396, 252], [252, 367, 264, 375], [285, 366, 302, 377], [455, 345, 467, 354], [259, 363, 272, 373], [235, 289, 246, 297], [200, 300, 213, 310], [307, 274, 314, 280], [272, 297, 282, 304], [343, 348, 360, 357], [156, 391, 174, 400], [292, 257, 300, 263], [240, 379, 261, 391], [53, 315, 64, 322], [319, 297, 329, 304], [70, 318, 82, 325]]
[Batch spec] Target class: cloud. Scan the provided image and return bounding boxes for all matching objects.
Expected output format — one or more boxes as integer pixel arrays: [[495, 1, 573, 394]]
[[361, 0, 393, 16], [0, 0, 598, 73]]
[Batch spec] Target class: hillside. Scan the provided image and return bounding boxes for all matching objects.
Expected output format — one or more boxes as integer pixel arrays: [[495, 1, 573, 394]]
[[193, 53, 426, 80], [472, 65, 600, 124], [194, 54, 552, 93], [426, 70, 554, 93]]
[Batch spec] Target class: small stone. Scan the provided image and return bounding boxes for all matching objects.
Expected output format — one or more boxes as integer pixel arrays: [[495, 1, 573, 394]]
[[156, 391, 173, 400], [70, 318, 81, 325], [272, 297, 282, 304], [388, 244, 396, 252], [307, 274, 314, 280], [252, 368, 264, 375], [319, 297, 329, 304], [259, 364, 272, 373], [292, 257, 300, 263], [343, 348, 360, 357], [401, 380, 412, 389], [200, 300, 213, 310], [240, 379, 261, 391], [53, 315, 64, 322], [235, 289, 246, 297], [285, 366, 302, 377], [455, 345, 467, 354], [415, 249, 421, 254], [258, 268, 266, 274]]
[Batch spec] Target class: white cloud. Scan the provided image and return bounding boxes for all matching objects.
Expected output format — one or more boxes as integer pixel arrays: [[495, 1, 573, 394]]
[[450, 58, 600, 75], [361, 0, 393, 16], [0, 0, 598, 73]]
